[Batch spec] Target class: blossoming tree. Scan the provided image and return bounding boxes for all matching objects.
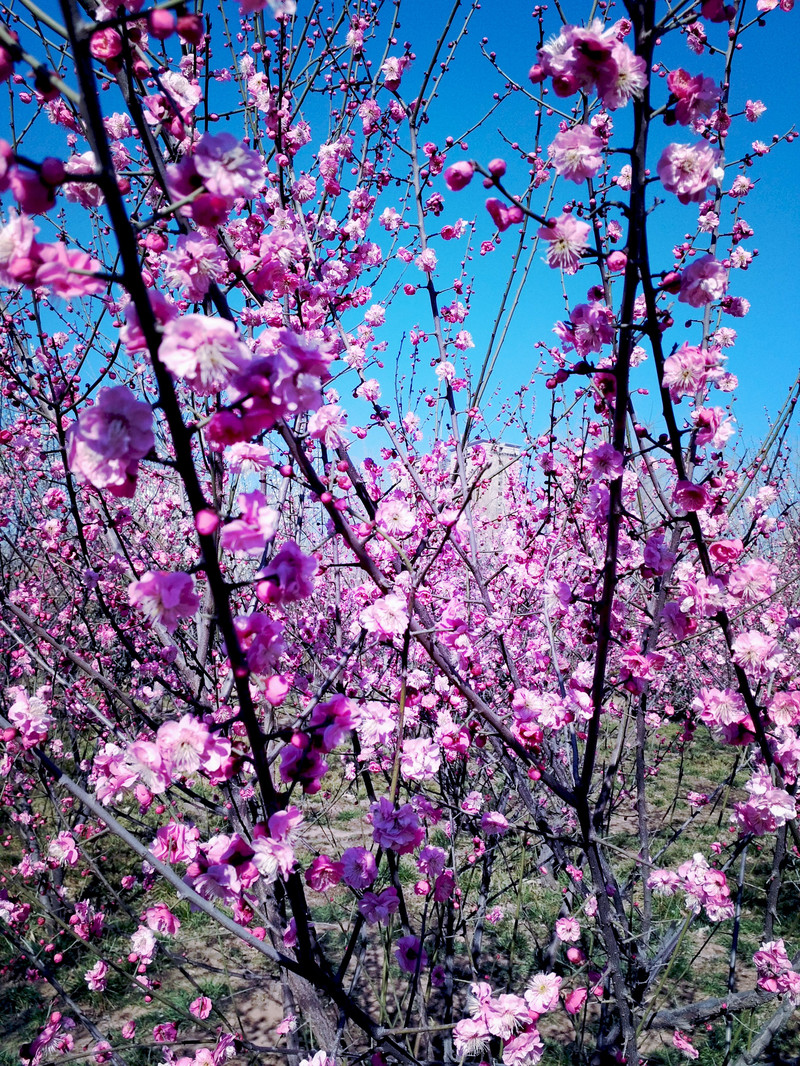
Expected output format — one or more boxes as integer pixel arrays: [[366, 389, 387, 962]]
[[0, 1, 799, 1065]]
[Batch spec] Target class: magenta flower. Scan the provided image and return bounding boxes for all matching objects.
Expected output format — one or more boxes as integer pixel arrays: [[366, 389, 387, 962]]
[[548, 125, 604, 183], [360, 592, 409, 639], [667, 69, 719, 125], [537, 213, 590, 274], [159, 315, 251, 395], [503, 1029, 545, 1066], [48, 831, 79, 867], [358, 885, 400, 925], [370, 798, 425, 854], [144, 902, 181, 935], [395, 935, 428, 974], [679, 254, 728, 307], [128, 570, 200, 632], [35, 243, 105, 297], [525, 972, 562, 1014], [657, 142, 720, 204], [256, 540, 317, 604], [340, 846, 377, 890], [585, 443, 624, 482], [84, 959, 109, 992], [66, 386, 154, 498], [220, 490, 279, 556], [555, 916, 581, 942], [304, 855, 344, 893], [444, 161, 474, 190]]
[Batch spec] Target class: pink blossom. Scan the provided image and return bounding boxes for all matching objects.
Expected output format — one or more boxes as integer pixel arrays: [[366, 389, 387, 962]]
[[731, 630, 778, 672], [401, 737, 441, 780], [167, 132, 264, 211], [453, 1018, 490, 1057], [8, 687, 54, 748], [481, 810, 510, 836], [667, 69, 719, 125], [190, 997, 212, 1019], [395, 935, 427, 974], [538, 214, 590, 274], [564, 987, 588, 1015], [525, 972, 562, 1014], [371, 798, 425, 854], [734, 772, 796, 836], [502, 1029, 544, 1066], [128, 571, 200, 632], [358, 885, 400, 924], [307, 404, 348, 447], [144, 902, 181, 935], [486, 198, 524, 232], [555, 916, 581, 942], [48, 831, 79, 867], [159, 316, 251, 395], [163, 233, 227, 302], [151, 821, 200, 863], [220, 490, 279, 556], [679, 254, 728, 307], [673, 1030, 699, 1059], [156, 715, 219, 776], [444, 161, 474, 190], [279, 733, 328, 793], [256, 541, 317, 604], [672, 480, 709, 512], [84, 959, 109, 992], [36, 243, 105, 297], [66, 386, 154, 497], [360, 592, 409, 639], [585, 443, 623, 482], [305, 855, 344, 892], [548, 125, 604, 183], [0, 212, 41, 286], [657, 142, 720, 204], [340, 846, 377, 890]]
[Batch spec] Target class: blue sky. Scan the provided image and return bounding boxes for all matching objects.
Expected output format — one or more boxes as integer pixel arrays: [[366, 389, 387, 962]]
[[367, 0, 800, 453]]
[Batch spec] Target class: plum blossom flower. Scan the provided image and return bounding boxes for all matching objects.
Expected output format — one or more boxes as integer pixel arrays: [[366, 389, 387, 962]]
[[657, 142, 721, 204], [360, 592, 409, 639], [586, 443, 624, 482], [679, 254, 728, 307], [8, 686, 54, 748], [220, 490, 279, 556], [667, 69, 719, 125], [162, 233, 227, 302], [143, 903, 181, 936], [502, 1029, 544, 1066], [358, 885, 400, 924], [401, 738, 441, 780], [395, 935, 427, 973], [548, 125, 604, 183], [84, 959, 109, 992], [340, 847, 377, 890], [673, 1030, 699, 1059], [555, 916, 581, 942], [256, 541, 317, 604], [371, 798, 425, 853], [66, 387, 154, 498], [159, 316, 251, 395], [48, 832, 79, 867], [538, 213, 590, 274], [733, 772, 796, 836], [307, 404, 347, 447], [525, 972, 562, 1013], [128, 571, 200, 632], [444, 161, 474, 190]]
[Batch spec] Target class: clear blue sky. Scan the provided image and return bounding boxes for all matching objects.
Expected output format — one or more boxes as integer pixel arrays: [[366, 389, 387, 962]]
[[370, 0, 800, 453]]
